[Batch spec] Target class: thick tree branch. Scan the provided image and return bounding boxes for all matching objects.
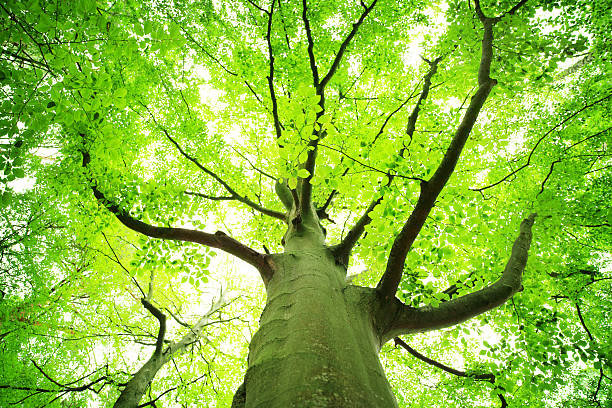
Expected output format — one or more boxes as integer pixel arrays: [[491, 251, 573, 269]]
[[331, 192, 384, 267], [115, 299, 225, 408], [318, 0, 377, 91], [377, 14, 498, 300], [164, 298, 225, 356], [384, 214, 535, 338], [80, 150, 272, 281], [265, 0, 282, 140], [297, 0, 378, 213], [141, 299, 166, 356], [405, 57, 442, 142], [301, 0, 320, 87], [274, 179, 294, 211], [299, 137, 321, 214]]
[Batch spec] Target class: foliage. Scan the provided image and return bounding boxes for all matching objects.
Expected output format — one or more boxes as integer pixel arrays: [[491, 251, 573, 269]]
[[0, 0, 610, 406]]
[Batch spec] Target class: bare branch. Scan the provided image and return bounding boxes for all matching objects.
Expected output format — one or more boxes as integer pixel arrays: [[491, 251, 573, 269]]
[[171, 14, 267, 109], [30, 360, 109, 392], [498, 0, 528, 20], [115, 300, 226, 408], [537, 159, 561, 195], [566, 126, 612, 151], [393, 337, 495, 381], [101, 232, 145, 297], [245, 0, 269, 15], [575, 303, 606, 407], [318, 142, 424, 182], [229, 145, 277, 180], [136, 373, 207, 408], [184, 191, 235, 201], [394, 337, 508, 407], [140, 109, 285, 221], [575, 302, 594, 342], [173, 18, 238, 77], [371, 86, 421, 145]]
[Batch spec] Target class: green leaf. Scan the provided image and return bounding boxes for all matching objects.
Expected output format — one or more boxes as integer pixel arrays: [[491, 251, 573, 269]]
[[288, 177, 297, 189], [144, 20, 153, 35], [115, 98, 127, 109], [297, 169, 310, 178]]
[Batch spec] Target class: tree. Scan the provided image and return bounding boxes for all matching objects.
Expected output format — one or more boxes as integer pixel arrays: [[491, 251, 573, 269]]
[[0, 0, 610, 407]]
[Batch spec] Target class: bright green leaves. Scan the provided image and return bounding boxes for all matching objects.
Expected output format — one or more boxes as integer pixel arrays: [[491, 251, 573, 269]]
[[297, 168, 311, 178], [133, 19, 186, 55], [114, 87, 127, 98], [35, 12, 54, 34], [114, 86, 128, 109], [0, 139, 28, 186], [130, 236, 215, 291], [144, 20, 154, 36], [277, 84, 321, 129], [0, 0, 610, 407]]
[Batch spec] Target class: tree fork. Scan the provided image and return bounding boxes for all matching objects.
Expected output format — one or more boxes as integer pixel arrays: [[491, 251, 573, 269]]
[[381, 213, 536, 340]]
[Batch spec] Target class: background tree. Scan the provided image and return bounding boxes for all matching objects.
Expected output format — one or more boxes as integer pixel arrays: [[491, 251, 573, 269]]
[[0, 0, 610, 407]]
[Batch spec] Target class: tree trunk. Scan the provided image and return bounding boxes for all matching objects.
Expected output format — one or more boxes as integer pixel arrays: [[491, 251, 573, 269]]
[[114, 355, 164, 408], [240, 246, 398, 408]]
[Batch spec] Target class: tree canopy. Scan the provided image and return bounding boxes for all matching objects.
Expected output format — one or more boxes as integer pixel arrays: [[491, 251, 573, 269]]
[[0, 0, 611, 406]]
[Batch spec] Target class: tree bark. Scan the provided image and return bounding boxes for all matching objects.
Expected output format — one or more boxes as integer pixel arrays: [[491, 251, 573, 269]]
[[113, 301, 222, 408], [237, 212, 535, 407], [240, 245, 398, 408], [380, 214, 536, 342], [113, 355, 164, 408]]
